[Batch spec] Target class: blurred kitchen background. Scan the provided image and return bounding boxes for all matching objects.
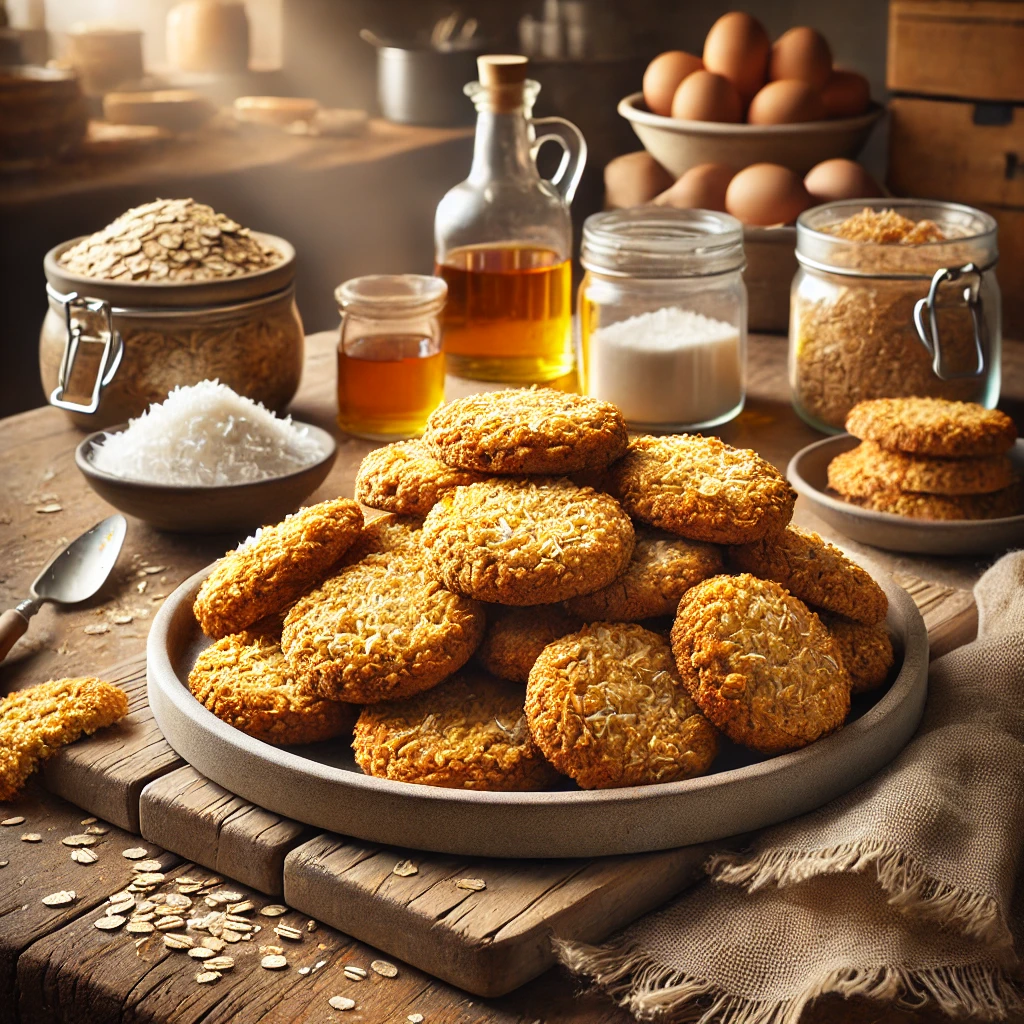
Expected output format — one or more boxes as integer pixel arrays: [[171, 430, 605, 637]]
[[1, 0, 1017, 417]]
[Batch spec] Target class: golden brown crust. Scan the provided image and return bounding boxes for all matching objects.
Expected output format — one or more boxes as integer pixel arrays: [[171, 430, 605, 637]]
[[610, 435, 796, 545], [845, 398, 1017, 458], [342, 513, 424, 564], [352, 671, 559, 791], [526, 623, 718, 789], [476, 606, 583, 683], [728, 525, 888, 625], [564, 528, 724, 621], [846, 486, 1022, 521], [421, 477, 635, 606], [828, 441, 1015, 497], [423, 387, 629, 475], [671, 574, 851, 754], [0, 678, 129, 800], [193, 499, 365, 639], [355, 440, 486, 517], [281, 552, 485, 704], [188, 621, 356, 745], [818, 612, 895, 695]]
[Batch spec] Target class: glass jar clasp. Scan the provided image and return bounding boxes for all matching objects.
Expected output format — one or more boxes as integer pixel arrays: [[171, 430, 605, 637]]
[[47, 284, 125, 414], [912, 262, 987, 382]]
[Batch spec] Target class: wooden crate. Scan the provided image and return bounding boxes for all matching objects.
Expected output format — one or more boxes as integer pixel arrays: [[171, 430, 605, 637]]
[[888, 97, 1024, 208], [887, 95, 1024, 337], [887, 0, 1024, 102]]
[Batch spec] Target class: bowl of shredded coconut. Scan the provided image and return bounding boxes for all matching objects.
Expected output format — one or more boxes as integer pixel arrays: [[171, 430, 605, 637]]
[[76, 380, 337, 532]]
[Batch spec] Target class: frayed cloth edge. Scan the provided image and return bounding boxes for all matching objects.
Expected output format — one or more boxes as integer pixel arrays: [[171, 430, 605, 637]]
[[707, 839, 1014, 951], [555, 937, 1024, 1024]]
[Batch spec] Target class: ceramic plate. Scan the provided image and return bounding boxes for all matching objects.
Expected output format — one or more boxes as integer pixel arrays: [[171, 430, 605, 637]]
[[148, 568, 928, 859], [789, 435, 1024, 556]]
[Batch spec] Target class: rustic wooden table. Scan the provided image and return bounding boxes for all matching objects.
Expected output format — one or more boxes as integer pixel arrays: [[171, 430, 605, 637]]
[[0, 331, 1021, 1024]]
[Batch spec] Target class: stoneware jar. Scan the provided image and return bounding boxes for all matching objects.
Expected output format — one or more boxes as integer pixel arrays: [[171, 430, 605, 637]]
[[40, 233, 303, 429]]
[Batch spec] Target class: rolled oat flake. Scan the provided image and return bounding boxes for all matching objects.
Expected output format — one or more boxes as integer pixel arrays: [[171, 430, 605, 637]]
[[261, 954, 288, 970], [42, 890, 77, 907], [329, 996, 356, 1011], [95, 915, 126, 931], [371, 960, 398, 978]]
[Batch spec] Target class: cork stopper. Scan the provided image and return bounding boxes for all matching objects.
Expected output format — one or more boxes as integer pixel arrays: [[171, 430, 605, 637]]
[[474, 55, 529, 112], [477, 55, 528, 86]]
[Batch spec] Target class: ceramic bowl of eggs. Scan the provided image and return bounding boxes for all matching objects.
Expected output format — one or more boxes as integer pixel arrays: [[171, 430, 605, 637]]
[[603, 151, 885, 331], [619, 11, 883, 178]]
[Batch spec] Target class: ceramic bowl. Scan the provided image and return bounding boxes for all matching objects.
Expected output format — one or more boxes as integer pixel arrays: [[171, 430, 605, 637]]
[[617, 92, 884, 177], [76, 421, 337, 533], [103, 89, 214, 133], [789, 434, 1024, 556]]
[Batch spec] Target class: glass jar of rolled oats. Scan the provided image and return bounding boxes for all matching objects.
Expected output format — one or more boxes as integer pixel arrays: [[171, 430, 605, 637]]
[[789, 198, 1000, 433], [39, 199, 303, 429]]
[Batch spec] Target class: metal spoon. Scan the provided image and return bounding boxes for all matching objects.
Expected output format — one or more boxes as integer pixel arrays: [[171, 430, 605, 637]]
[[0, 514, 127, 663]]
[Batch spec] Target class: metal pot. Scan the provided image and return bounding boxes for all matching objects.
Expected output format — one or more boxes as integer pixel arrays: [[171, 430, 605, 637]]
[[361, 29, 480, 127]]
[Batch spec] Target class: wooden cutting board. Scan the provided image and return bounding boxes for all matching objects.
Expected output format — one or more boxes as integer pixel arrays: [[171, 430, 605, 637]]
[[39, 574, 977, 998]]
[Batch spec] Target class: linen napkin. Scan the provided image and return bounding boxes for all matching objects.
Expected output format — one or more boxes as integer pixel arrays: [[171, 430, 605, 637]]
[[558, 551, 1024, 1024]]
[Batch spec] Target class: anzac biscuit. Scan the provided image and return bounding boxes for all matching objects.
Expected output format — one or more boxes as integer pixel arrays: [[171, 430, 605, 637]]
[[355, 440, 485, 517], [526, 623, 718, 789], [421, 477, 635, 606], [672, 574, 850, 754], [422, 388, 628, 475], [343, 513, 423, 564], [282, 552, 485, 703], [477, 606, 583, 683], [828, 441, 1015, 498], [728, 525, 887, 625], [610, 435, 796, 544], [0, 678, 128, 801], [818, 612, 894, 695], [564, 528, 724, 621], [848, 486, 1022, 521], [352, 671, 558, 791], [194, 499, 364, 639], [845, 398, 1017, 458], [189, 621, 356, 746]]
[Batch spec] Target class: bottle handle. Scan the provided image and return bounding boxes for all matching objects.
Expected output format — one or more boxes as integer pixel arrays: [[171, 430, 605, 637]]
[[529, 116, 587, 205]]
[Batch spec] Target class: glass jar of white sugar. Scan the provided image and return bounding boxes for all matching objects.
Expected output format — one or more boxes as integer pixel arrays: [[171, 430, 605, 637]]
[[578, 208, 747, 431]]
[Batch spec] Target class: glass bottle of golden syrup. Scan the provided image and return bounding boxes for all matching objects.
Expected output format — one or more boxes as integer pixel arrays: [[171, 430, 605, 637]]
[[435, 54, 586, 383]]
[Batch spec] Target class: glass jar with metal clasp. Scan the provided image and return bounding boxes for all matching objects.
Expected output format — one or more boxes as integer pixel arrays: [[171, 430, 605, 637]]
[[39, 232, 304, 430], [789, 198, 1000, 433]]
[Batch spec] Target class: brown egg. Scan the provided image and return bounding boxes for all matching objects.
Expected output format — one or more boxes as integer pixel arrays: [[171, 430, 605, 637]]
[[769, 27, 833, 90], [747, 79, 825, 124], [643, 51, 704, 116], [604, 151, 677, 209], [653, 163, 734, 212], [670, 70, 743, 123], [702, 12, 770, 102], [804, 159, 883, 202], [821, 69, 871, 118], [725, 163, 813, 226]]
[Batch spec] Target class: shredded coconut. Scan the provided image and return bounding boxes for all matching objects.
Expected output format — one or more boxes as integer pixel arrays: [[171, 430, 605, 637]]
[[89, 380, 325, 486], [586, 307, 742, 428]]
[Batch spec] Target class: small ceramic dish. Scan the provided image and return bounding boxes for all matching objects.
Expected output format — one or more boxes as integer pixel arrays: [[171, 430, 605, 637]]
[[233, 96, 319, 127], [789, 434, 1024, 556], [76, 421, 337, 533], [617, 91, 883, 177]]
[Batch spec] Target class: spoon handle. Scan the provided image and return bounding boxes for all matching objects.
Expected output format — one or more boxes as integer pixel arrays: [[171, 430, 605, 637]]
[[0, 608, 30, 663]]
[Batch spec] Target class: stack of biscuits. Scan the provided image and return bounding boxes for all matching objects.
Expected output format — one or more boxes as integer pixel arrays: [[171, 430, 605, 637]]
[[187, 386, 895, 793], [828, 397, 1020, 520]]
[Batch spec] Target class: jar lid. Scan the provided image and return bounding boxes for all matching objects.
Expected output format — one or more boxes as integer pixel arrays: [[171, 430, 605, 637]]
[[796, 198, 998, 279], [581, 208, 745, 279], [335, 274, 447, 317]]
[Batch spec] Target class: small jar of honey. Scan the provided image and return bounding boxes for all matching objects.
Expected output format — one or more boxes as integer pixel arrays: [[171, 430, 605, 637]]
[[335, 275, 447, 440]]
